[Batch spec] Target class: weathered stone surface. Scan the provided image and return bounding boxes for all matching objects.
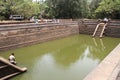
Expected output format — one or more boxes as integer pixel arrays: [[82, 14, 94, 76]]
[[78, 20, 120, 37], [0, 20, 120, 51], [0, 23, 79, 51]]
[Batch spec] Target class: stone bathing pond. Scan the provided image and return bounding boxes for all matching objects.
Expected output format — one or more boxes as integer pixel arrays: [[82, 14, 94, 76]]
[[0, 34, 120, 80]]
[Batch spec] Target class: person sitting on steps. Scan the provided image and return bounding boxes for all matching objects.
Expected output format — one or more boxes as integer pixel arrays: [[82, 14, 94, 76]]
[[8, 53, 17, 65]]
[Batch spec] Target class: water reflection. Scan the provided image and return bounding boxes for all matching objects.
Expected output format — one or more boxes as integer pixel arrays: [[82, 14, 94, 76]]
[[92, 38, 105, 50], [0, 34, 120, 80]]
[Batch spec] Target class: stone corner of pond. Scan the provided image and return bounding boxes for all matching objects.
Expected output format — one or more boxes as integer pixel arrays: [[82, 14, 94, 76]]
[[83, 43, 120, 80]]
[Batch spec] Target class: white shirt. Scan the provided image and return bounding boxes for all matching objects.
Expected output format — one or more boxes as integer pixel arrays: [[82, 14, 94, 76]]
[[104, 18, 108, 22], [9, 55, 15, 63]]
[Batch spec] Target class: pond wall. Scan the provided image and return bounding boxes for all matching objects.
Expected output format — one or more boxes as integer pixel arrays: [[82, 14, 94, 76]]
[[78, 19, 120, 37], [0, 22, 79, 51], [0, 19, 120, 51]]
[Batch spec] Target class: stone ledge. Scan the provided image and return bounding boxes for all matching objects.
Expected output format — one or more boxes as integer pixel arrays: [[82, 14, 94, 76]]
[[84, 43, 120, 80]]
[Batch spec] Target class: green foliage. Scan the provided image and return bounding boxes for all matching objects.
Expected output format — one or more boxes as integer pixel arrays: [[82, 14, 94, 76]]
[[15, 1, 40, 19], [0, 0, 41, 20], [0, 0, 120, 20], [44, 0, 90, 19], [95, 0, 120, 19], [89, 0, 101, 18], [0, 0, 24, 19], [0, 16, 5, 20]]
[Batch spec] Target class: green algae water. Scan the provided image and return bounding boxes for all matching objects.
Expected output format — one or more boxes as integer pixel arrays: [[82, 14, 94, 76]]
[[0, 34, 120, 80]]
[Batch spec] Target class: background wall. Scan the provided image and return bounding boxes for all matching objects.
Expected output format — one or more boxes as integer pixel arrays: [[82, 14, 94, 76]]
[[0, 22, 79, 51], [0, 19, 120, 51], [78, 20, 120, 37]]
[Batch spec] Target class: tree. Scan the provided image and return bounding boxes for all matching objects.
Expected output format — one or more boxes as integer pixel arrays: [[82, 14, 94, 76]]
[[0, 0, 25, 19], [45, 0, 90, 19], [89, 0, 101, 18], [95, 0, 120, 19], [0, 0, 41, 19], [15, 1, 40, 19]]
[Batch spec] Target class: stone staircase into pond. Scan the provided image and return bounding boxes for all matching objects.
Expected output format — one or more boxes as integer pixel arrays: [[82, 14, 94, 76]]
[[92, 23, 107, 37], [0, 57, 27, 80]]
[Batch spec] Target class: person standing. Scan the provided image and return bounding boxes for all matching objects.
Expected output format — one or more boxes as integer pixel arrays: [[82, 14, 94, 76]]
[[8, 53, 16, 65]]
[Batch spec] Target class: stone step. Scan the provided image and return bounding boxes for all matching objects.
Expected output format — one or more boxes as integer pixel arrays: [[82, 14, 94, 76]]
[[0, 65, 8, 69], [0, 72, 20, 80], [0, 57, 27, 79]]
